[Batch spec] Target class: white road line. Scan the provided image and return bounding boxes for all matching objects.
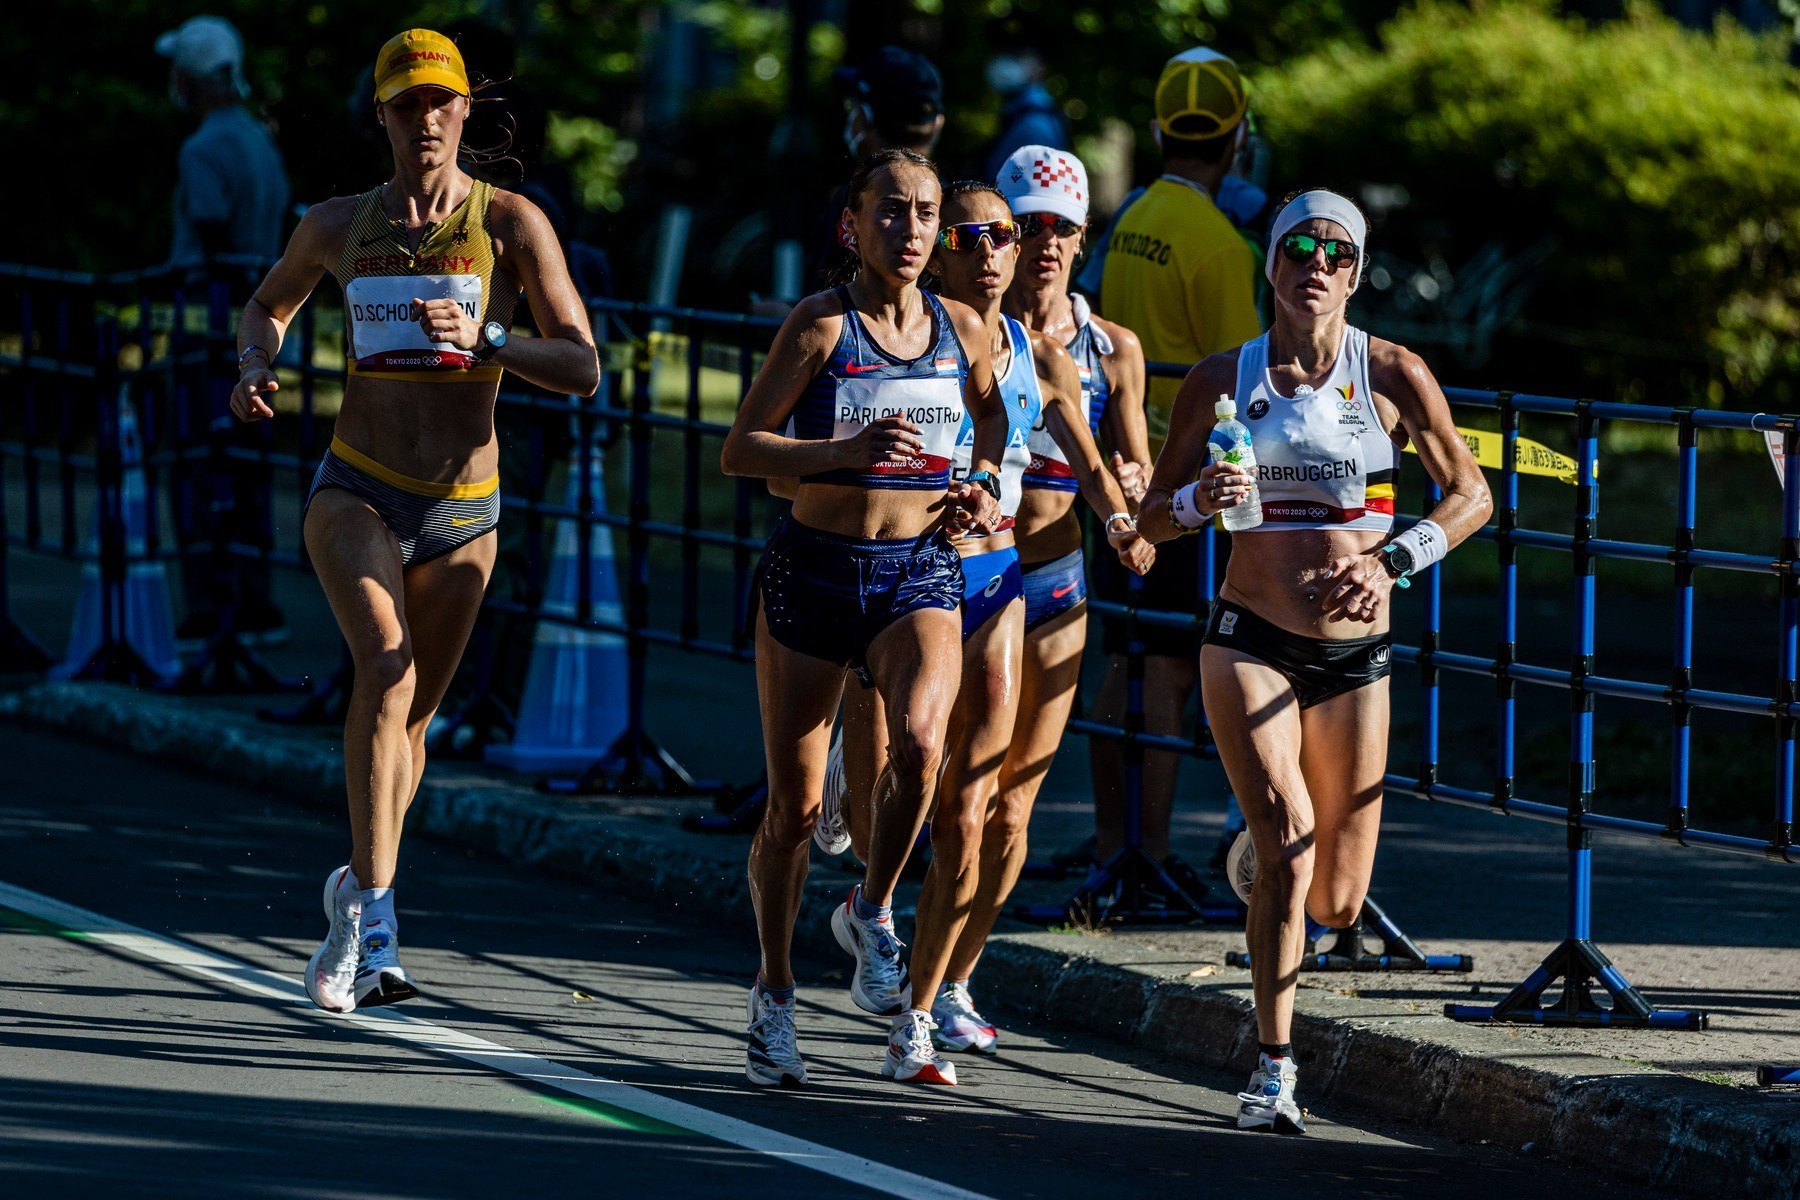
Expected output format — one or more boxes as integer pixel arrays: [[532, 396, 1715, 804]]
[[0, 880, 994, 1200]]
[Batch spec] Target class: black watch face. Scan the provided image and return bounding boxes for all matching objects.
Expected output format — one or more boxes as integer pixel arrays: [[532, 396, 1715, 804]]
[[1388, 545, 1414, 575]]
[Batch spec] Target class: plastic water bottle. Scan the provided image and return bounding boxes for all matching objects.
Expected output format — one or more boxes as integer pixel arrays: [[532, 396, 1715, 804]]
[[1208, 394, 1263, 531]]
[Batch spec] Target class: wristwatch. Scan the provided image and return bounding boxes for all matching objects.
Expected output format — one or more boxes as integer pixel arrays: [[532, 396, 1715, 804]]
[[965, 470, 1001, 502], [473, 320, 508, 362], [1380, 542, 1415, 588]]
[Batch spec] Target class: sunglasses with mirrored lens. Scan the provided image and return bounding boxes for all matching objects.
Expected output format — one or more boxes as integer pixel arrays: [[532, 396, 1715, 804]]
[[1278, 233, 1359, 270], [937, 220, 1019, 252], [1018, 213, 1082, 239]]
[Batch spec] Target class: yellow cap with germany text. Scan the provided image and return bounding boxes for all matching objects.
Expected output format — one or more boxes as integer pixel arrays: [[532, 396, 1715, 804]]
[[373, 29, 469, 103]]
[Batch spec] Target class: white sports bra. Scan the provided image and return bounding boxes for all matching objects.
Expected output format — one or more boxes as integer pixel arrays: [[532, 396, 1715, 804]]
[[1230, 325, 1396, 533]]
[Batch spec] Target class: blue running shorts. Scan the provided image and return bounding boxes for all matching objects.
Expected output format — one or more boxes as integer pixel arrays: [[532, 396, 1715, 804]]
[[754, 516, 963, 685], [960, 545, 1024, 641], [1020, 548, 1086, 633]]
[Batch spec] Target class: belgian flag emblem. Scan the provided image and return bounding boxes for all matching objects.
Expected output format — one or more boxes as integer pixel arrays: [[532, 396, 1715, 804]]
[[1337, 382, 1356, 402]]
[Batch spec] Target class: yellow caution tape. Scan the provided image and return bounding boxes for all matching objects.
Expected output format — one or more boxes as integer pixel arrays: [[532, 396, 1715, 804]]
[[1402, 426, 1586, 485]]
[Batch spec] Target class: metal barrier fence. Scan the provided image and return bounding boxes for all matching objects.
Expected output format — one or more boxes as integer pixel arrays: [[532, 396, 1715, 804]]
[[2, 260, 1794, 1030]]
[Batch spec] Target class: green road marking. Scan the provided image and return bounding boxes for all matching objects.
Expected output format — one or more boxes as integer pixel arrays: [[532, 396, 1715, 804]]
[[0, 906, 88, 939], [539, 1093, 688, 1136]]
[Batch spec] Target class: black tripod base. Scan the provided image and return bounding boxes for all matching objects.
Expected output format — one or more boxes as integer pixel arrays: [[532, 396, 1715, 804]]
[[545, 730, 721, 798], [260, 658, 352, 725], [1447, 937, 1706, 1028], [166, 630, 304, 695], [1014, 846, 1244, 927], [1226, 897, 1473, 973], [685, 777, 767, 833], [0, 618, 50, 673]]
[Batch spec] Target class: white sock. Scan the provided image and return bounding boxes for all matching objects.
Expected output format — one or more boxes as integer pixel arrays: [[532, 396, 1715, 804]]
[[360, 887, 396, 934]]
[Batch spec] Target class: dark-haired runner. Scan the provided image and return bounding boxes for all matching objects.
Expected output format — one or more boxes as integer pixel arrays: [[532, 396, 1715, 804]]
[[721, 149, 1005, 1088]]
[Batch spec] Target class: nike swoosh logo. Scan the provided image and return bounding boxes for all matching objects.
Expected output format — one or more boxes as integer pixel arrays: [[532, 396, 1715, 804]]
[[450, 516, 483, 526], [1051, 583, 1078, 598], [841, 362, 884, 375], [360, 231, 395, 247]]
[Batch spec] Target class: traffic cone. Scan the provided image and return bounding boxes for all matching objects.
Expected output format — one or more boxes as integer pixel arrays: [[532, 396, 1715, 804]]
[[484, 442, 628, 772], [52, 388, 180, 681]]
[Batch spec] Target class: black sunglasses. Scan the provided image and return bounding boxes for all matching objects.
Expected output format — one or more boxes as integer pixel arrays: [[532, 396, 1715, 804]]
[[1278, 232, 1359, 271], [1017, 212, 1082, 239]]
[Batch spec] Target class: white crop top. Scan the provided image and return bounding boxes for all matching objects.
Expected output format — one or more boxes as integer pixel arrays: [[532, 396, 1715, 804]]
[[1230, 325, 1397, 533]]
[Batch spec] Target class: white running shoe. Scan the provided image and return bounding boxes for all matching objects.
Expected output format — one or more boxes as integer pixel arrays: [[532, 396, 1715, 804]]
[[353, 917, 419, 1008], [1237, 1053, 1306, 1134], [884, 1009, 957, 1085], [304, 866, 361, 1013], [830, 889, 910, 1016], [745, 984, 808, 1089], [813, 727, 853, 857], [1226, 830, 1257, 906], [930, 982, 998, 1055]]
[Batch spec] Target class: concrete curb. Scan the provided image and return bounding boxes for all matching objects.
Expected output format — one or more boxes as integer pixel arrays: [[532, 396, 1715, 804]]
[[7, 681, 1796, 1195]]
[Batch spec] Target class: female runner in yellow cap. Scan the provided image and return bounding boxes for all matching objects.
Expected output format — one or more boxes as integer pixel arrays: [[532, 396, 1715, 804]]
[[230, 28, 599, 1013]]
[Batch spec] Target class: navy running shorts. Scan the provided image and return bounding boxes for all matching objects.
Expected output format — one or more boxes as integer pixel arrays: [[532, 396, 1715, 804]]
[[1201, 599, 1391, 708], [1020, 549, 1086, 633], [754, 516, 963, 685], [960, 545, 1024, 640]]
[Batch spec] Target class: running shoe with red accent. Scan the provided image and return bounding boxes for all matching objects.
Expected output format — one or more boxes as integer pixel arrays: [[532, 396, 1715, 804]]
[[883, 1009, 957, 1084], [930, 982, 998, 1054], [304, 866, 360, 1013], [830, 887, 910, 1016]]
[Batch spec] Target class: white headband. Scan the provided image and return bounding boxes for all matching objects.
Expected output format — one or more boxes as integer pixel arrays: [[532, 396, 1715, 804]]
[[1265, 189, 1367, 292]]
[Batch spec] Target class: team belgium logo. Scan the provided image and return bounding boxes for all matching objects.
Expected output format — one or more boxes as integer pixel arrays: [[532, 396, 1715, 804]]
[[1336, 381, 1363, 427]]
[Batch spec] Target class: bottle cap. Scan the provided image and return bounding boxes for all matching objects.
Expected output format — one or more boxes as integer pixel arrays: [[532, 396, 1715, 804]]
[[1215, 393, 1236, 418]]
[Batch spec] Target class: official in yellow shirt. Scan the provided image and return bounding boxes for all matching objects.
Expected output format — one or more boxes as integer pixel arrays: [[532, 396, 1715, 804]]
[[1100, 48, 1262, 454], [1086, 47, 1265, 909]]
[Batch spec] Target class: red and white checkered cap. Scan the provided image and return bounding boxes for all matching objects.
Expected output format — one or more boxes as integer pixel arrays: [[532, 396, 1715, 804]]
[[995, 144, 1088, 225]]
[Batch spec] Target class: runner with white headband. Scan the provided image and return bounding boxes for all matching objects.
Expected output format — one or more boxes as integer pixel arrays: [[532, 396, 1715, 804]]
[[1137, 187, 1491, 1133]]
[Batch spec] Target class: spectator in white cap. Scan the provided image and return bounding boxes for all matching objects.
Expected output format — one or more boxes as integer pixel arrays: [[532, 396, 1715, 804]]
[[158, 15, 290, 269], [158, 15, 293, 650]]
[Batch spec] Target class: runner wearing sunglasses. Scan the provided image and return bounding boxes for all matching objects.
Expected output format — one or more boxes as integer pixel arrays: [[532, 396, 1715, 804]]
[[721, 148, 1006, 1089], [908, 182, 1152, 1067], [920, 147, 1157, 1049], [1138, 189, 1490, 1132]]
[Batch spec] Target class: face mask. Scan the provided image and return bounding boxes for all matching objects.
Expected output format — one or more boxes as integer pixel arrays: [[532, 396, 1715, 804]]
[[985, 55, 1034, 95]]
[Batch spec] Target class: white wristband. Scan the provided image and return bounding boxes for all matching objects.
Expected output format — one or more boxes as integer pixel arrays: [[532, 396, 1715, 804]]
[[1169, 482, 1209, 530], [1104, 511, 1134, 533], [1390, 518, 1448, 573]]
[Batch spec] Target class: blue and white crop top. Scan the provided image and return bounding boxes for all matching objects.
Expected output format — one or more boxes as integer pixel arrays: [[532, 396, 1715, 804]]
[[790, 287, 970, 490], [951, 315, 1040, 535], [1022, 299, 1112, 494], [1230, 325, 1397, 533]]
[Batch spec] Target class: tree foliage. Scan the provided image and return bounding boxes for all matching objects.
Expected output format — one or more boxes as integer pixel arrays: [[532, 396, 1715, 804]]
[[1253, 1, 1800, 407]]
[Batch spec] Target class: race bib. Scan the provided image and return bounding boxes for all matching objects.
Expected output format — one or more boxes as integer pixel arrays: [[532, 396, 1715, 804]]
[[345, 274, 483, 371], [833, 375, 964, 479]]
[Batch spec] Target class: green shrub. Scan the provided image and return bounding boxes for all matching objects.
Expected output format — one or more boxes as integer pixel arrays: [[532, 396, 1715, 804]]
[[1253, 1, 1800, 409]]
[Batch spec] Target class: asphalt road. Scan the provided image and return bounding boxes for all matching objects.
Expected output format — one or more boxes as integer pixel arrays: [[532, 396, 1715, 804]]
[[0, 725, 1663, 1200]]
